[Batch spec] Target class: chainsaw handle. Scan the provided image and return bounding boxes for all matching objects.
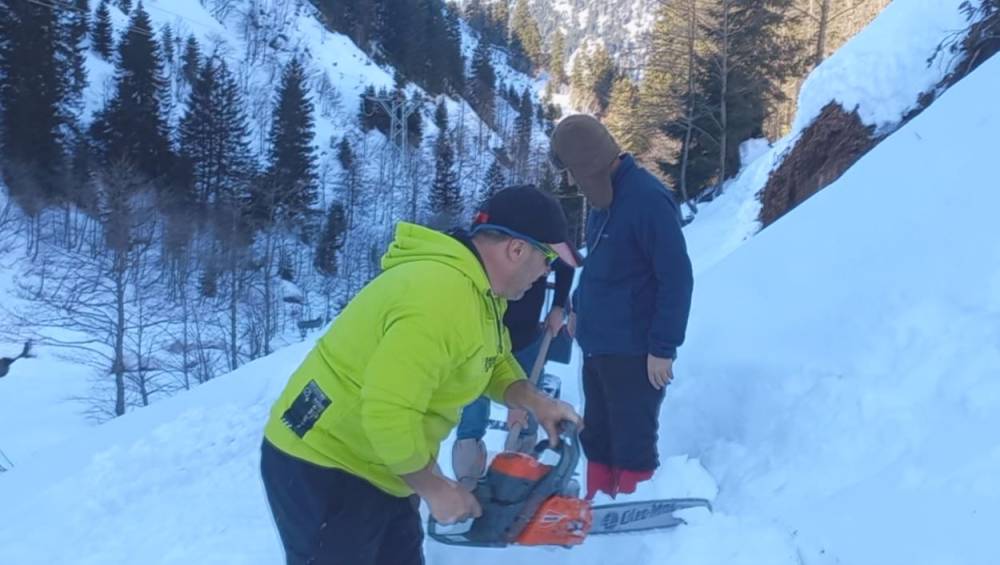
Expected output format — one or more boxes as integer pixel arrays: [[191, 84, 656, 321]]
[[531, 420, 580, 460]]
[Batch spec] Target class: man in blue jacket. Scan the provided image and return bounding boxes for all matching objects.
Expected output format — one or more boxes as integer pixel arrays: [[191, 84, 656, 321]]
[[549, 114, 693, 500]]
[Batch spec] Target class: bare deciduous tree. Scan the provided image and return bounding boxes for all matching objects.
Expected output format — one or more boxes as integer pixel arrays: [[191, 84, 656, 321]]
[[11, 162, 169, 418], [791, 0, 891, 66]]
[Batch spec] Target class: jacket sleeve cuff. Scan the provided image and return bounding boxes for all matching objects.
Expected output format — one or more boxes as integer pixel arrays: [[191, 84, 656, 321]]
[[649, 344, 677, 360]]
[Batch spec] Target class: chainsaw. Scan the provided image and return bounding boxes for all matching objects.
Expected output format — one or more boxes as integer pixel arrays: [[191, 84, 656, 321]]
[[428, 423, 711, 548]]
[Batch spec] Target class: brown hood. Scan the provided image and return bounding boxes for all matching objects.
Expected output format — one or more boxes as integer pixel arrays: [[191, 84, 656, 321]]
[[549, 114, 621, 209]]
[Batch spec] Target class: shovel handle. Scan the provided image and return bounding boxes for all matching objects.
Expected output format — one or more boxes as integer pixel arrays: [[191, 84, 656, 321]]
[[505, 327, 557, 453]]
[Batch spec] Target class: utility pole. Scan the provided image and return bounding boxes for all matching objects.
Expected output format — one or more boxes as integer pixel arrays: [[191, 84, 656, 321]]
[[365, 92, 424, 222]]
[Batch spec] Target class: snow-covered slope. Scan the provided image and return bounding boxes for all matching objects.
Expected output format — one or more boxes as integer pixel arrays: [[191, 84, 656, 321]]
[[2, 21, 999, 565], [683, 0, 971, 275], [668, 50, 1000, 565], [0, 0, 547, 451]]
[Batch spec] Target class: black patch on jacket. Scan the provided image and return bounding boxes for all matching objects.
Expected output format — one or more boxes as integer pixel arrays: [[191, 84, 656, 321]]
[[281, 380, 331, 438]]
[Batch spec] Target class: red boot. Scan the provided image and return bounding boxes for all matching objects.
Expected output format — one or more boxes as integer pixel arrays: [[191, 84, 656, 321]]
[[585, 461, 616, 500], [616, 469, 654, 495]]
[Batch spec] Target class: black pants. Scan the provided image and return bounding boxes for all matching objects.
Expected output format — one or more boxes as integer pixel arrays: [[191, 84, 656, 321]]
[[580, 354, 666, 471], [260, 440, 424, 565]]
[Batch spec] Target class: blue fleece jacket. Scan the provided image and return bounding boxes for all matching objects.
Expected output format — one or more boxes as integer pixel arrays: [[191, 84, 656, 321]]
[[573, 154, 693, 359]]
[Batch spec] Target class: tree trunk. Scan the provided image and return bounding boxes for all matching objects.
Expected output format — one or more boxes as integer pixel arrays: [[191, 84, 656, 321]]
[[816, 0, 831, 66], [113, 250, 127, 417], [680, 0, 698, 215], [229, 247, 239, 372], [717, 0, 730, 196]]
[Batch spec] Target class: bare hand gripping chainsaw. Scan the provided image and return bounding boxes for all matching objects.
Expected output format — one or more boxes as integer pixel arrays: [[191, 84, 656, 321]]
[[429, 423, 711, 548]]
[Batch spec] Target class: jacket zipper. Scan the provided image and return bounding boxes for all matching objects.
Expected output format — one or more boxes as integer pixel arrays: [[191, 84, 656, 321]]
[[489, 292, 503, 355], [578, 210, 612, 316], [589, 209, 612, 256]]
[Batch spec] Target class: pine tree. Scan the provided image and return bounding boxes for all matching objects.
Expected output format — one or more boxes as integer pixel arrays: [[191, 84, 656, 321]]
[[538, 163, 557, 194], [433, 98, 448, 131], [336, 136, 361, 226], [261, 58, 318, 224], [467, 40, 496, 125], [639, 3, 685, 138], [568, 45, 618, 116], [373, 0, 405, 65], [663, 0, 805, 199], [604, 76, 646, 154], [548, 29, 567, 85], [405, 90, 424, 147], [428, 99, 460, 222], [179, 59, 253, 207], [569, 50, 595, 112], [117, 0, 132, 14], [337, 136, 355, 172], [589, 45, 618, 115], [441, 5, 465, 94], [487, 0, 510, 47], [92, 0, 113, 60], [372, 0, 460, 94], [507, 84, 519, 105], [357, 85, 380, 132], [314, 202, 347, 276], [507, 34, 531, 74], [90, 4, 173, 183], [181, 35, 200, 85], [0, 0, 69, 204], [481, 158, 506, 204], [640, 0, 701, 205], [510, 0, 542, 70], [421, 0, 446, 91], [64, 0, 90, 115], [71, 0, 91, 38], [428, 132, 461, 223], [464, 0, 488, 35], [512, 86, 533, 182], [161, 24, 175, 65]]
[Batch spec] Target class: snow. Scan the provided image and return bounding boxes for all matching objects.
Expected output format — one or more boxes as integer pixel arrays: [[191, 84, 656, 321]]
[[0, 210, 96, 463], [683, 0, 972, 275], [669, 52, 1000, 565], [3, 2, 1000, 564], [738, 138, 770, 168], [0, 344, 93, 466], [793, 0, 969, 135]]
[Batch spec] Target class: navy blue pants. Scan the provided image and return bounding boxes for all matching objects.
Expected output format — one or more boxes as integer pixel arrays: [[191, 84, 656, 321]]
[[260, 440, 424, 565], [580, 354, 666, 471]]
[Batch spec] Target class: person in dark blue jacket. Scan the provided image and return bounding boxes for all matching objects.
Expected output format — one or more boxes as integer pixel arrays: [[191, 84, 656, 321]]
[[549, 114, 693, 500]]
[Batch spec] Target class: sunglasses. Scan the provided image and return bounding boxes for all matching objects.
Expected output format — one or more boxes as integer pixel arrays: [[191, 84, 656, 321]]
[[472, 224, 559, 266]]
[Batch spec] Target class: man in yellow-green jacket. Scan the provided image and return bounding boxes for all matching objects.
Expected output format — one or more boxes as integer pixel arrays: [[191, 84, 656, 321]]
[[260, 186, 582, 565]]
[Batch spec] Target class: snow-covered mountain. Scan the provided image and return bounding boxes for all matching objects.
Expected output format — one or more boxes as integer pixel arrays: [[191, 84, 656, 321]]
[[530, 0, 659, 68], [0, 0, 550, 434]]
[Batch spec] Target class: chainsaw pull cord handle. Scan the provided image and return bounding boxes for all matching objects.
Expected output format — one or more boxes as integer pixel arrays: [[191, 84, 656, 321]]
[[428, 421, 582, 546], [531, 420, 580, 469]]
